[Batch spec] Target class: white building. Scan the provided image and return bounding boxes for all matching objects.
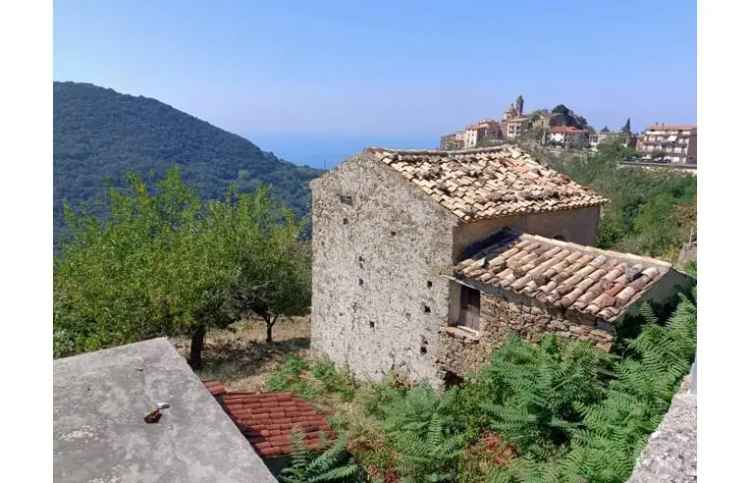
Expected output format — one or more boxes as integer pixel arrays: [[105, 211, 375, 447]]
[[636, 124, 697, 165], [545, 126, 589, 148]]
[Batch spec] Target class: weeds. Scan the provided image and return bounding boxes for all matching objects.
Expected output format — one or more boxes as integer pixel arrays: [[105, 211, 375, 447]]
[[265, 292, 696, 483]]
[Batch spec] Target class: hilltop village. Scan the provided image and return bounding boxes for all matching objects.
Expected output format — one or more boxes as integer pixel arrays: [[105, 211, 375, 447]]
[[440, 95, 697, 166]]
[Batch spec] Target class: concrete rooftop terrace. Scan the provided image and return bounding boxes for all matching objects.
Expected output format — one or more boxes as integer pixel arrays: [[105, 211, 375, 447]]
[[53, 338, 276, 483]]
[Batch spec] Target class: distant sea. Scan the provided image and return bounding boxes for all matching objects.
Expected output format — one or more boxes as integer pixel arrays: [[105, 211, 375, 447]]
[[250, 133, 438, 170]]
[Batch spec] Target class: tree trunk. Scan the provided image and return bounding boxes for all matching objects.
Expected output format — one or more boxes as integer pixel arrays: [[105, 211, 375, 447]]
[[265, 315, 278, 344], [189, 325, 206, 370]]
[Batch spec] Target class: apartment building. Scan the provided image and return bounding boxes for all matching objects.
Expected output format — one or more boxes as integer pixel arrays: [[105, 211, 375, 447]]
[[636, 124, 697, 165]]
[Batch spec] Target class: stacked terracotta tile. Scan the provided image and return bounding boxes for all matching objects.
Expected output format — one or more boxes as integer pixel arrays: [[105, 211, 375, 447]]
[[221, 392, 334, 459], [455, 231, 672, 322], [366, 146, 608, 222]]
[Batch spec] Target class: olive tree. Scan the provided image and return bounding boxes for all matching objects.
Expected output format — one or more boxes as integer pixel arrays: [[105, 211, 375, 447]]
[[54, 167, 309, 368], [224, 211, 312, 344]]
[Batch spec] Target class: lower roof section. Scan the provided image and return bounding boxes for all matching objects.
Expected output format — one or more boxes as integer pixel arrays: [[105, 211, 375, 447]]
[[53, 338, 276, 483], [220, 391, 335, 459], [454, 230, 677, 322]]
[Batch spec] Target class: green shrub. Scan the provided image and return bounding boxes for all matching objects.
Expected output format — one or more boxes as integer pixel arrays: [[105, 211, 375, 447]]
[[311, 358, 357, 401], [359, 373, 409, 419], [266, 355, 320, 399], [549, 143, 696, 260], [266, 355, 358, 401]]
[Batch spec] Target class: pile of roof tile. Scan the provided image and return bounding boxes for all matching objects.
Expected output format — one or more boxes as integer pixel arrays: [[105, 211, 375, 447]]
[[203, 382, 335, 459], [455, 230, 672, 321], [366, 146, 608, 222]]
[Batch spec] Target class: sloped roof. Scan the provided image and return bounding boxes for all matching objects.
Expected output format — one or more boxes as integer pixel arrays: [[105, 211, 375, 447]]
[[365, 146, 607, 222], [550, 126, 587, 134], [454, 230, 673, 321], [646, 124, 697, 132], [221, 392, 334, 459]]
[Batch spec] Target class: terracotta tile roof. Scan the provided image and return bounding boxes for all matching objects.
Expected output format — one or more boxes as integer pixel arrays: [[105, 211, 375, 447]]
[[365, 146, 607, 222], [550, 126, 587, 134], [646, 124, 697, 132], [221, 392, 334, 459], [454, 230, 673, 321], [203, 379, 226, 397]]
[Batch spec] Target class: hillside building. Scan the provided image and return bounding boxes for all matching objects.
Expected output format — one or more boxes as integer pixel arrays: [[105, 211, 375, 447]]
[[500, 96, 530, 139], [463, 120, 503, 148], [545, 126, 589, 148], [440, 131, 465, 150], [589, 127, 637, 151], [310, 146, 692, 387], [438, 95, 532, 149], [636, 124, 697, 165]]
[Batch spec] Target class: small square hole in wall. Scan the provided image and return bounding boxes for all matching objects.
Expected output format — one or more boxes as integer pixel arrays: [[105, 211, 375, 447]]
[[423, 305, 431, 314], [343, 218, 349, 225], [390, 231, 396, 236], [427, 280, 432, 288], [369, 321, 375, 329], [420, 345, 428, 355], [358, 278, 364, 286], [339, 194, 353, 205]]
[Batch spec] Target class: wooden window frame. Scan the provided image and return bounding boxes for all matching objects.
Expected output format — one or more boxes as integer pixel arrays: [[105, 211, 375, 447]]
[[456, 285, 481, 332]]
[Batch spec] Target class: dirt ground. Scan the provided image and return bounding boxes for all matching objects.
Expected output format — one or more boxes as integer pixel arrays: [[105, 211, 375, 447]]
[[171, 316, 311, 392]]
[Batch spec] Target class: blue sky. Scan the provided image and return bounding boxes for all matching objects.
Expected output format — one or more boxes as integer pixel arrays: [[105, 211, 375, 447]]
[[55, 1, 696, 168]]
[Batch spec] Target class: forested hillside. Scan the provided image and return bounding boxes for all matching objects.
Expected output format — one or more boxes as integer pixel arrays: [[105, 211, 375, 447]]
[[54, 81, 321, 241], [541, 143, 697, 263]]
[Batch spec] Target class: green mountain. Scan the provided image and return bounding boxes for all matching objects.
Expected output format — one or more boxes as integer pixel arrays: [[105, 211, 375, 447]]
[[54, 81, 322, 241]]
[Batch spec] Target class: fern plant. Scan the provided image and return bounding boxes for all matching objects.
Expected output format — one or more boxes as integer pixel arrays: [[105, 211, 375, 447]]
[[279, 430, 362, 483], [382, 384, 459, 435], [391, 413, 466, 483], [378, 384, 469, 482], [552, 293, 697, 483], [480, 335, 612, 457]]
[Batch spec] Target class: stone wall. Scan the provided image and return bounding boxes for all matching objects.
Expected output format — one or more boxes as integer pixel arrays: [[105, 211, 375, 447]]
[[437, 286, 614, 377], [310, 154, 459, 386], [627, 370, 696, 483], [453, 206, 601, 260]]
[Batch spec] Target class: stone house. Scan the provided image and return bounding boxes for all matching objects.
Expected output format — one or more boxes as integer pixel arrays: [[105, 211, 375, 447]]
[[310, 145, 692, 387]]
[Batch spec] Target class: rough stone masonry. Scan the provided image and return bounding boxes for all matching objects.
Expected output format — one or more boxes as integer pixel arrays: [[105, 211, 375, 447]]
[[311, 146, 693, 386]]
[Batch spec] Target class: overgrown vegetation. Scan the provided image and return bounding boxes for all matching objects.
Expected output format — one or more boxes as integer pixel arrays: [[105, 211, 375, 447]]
[[280, 430, 362, 483], [546, 143, 697, 261], [266, 291, 696, 482], [53, 168, 311, 368]]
